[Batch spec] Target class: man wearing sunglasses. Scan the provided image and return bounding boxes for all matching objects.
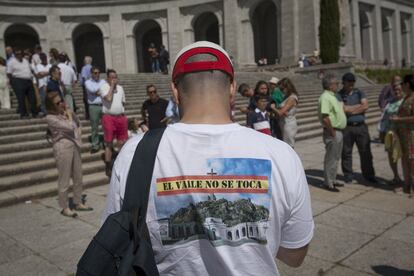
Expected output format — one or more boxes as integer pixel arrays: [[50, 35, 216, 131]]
[[85, 66, 105, 154], [140, 84, 169, 130]]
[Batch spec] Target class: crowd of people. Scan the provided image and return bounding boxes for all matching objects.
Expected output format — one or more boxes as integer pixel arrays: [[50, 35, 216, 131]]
[[1, 43, 413, 221], [239, 77, 299, 147], [318, 72, 414, 196], [0, 45, 77, 118], [239, 71, 414, 197]]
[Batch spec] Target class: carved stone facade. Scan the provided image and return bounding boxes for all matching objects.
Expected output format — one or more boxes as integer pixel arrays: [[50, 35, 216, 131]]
[[0, 0, 413, 72]]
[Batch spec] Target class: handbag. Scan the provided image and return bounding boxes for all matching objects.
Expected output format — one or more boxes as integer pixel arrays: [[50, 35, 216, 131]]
[[76, 128, 165, 276]]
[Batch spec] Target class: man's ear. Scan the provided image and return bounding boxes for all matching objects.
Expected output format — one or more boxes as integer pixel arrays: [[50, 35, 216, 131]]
[[229, 79, 237, 106], [171, 82, 180, 105]]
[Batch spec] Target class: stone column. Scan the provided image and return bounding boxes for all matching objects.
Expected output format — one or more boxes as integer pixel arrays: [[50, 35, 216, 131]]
[[183, 28, 194, 45], [167, 7, 183, 63], [46, 15, 65, 51], [382, 14, 394, 66], [125, 33, 137, 73], [218, 23, 224, 47], [162, 31, 169, 49], [239, 18, 255, 65], [402, 29, 411, 65], [103, 35, 112, 71], [351, 0, 362, 59], [108, 13, 126, 73], [280, 0, 299, 64], [411, 16, 414, 66], [222, 0, 239, 66], [339, 0, 355, 59], [394, 10, 403, 67], [374, 4, 384, 61]]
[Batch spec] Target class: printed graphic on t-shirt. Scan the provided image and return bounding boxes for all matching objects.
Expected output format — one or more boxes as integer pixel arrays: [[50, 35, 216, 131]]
[[155, 158, 271, 247]]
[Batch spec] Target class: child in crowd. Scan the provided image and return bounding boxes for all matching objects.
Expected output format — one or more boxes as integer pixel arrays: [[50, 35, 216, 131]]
[[247, 94, 271, 135], [128, 117, 148, 137], [238, 83, 255, 113]]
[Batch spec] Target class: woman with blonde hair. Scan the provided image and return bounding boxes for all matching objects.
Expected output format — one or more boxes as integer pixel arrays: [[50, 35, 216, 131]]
[[271, 78, 299, 147], [45, 92, 92, 217]]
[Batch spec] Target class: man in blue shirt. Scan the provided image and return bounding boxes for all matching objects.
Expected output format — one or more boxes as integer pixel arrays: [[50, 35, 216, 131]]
[[336, 73, 376, 184], [85, 66, 105, 153], [80, 56, 92, 120]]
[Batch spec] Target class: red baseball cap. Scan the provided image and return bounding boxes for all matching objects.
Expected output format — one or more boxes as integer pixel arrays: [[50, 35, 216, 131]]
[[172, 41, 234, 82]]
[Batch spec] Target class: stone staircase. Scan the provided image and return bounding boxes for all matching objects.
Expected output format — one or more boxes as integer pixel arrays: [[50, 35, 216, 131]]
[[0, 72, 383, 207]]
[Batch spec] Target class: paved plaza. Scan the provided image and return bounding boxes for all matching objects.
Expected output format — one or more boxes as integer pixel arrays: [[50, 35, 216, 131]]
[[0, 125, 413, 276]]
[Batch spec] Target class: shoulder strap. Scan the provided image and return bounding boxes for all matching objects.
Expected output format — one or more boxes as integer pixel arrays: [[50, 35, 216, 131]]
[[122, 127, 166, 213]]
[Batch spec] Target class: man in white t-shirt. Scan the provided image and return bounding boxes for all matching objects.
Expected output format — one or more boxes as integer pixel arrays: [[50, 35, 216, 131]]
[[103, 41, 314, 275], [57, 53, 77, 110], [99, 69, 128, 178], [34, 52, 51, 115]]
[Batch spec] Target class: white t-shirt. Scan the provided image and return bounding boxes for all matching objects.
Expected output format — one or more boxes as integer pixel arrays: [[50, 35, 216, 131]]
[[103, 123, 314, 276], [6, 58, 32, 80], [35, 63, 51, 88], [58, 63, 77, 86], [100, 82, 125, 115]]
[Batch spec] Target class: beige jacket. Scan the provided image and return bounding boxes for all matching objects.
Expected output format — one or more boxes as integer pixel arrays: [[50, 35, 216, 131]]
[[46, 111, 82, 148]]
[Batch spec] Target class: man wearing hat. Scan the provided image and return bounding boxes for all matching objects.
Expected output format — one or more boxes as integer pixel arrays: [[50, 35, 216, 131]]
[[337, 72, 377, 184], [103, 41, 313, 275]]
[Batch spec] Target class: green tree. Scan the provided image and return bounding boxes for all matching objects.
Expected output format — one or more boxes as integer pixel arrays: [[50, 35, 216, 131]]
[[319, 0, 341, 64]]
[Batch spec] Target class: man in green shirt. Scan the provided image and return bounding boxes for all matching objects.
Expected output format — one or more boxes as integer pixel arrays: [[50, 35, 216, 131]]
[[269, 77, 284, 106], [318, 74, 347, 192], [269, 77, 283, 139]]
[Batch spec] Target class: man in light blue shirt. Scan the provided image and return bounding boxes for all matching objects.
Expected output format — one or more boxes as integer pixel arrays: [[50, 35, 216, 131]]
[[80, 56, 92, 119], [85, 66, 105, 153]]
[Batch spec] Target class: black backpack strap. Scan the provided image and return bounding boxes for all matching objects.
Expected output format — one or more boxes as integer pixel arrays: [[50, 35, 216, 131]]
[[122, 127, 166, 212]]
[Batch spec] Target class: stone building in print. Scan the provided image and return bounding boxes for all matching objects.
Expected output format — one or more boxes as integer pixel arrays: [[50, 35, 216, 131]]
[[157, 195, 269, 246], [159, 216, 268, 246], [1, 0, 413, 72]]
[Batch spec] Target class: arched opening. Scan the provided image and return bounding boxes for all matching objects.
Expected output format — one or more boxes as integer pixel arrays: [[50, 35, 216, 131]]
[[193, 12, 219, 44], [72, 24, 106, 72], [4, 24, 39, 52], [251, 0, 279, 64], [227, 231, 232, 241], [134, 20, 162, 73], [359, 10, 372, 60]]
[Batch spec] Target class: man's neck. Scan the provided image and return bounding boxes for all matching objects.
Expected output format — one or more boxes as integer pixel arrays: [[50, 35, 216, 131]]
[[180, 104, 232, 124]]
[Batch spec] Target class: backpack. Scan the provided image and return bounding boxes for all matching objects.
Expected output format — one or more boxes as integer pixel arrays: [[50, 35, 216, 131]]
[[76, 128, 165, 276]]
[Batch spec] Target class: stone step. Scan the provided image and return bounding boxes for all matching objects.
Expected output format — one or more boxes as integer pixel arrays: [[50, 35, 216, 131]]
[[0, 104, 380, 146], [0, 159, 104, 192], [0, 152, 101, 177], [0, 171, 108, 208], [0, 143, 101, 165]]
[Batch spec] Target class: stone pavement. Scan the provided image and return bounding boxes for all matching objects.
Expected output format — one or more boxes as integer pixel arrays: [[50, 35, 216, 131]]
[[0, 125, 413, 276]]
